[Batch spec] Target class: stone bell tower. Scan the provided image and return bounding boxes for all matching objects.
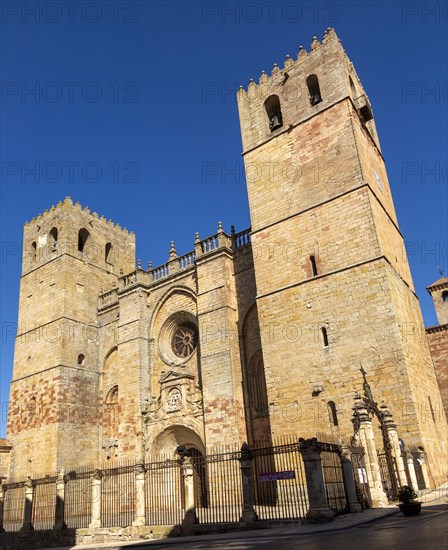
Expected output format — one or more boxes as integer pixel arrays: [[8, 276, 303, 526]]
[[237, 29, 447, 486], [6, 198, 135, 480]]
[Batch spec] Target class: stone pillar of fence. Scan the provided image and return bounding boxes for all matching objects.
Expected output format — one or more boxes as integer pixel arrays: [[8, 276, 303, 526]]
[[179, 451, 196, 530], [416, 448, 431, 489], [354, 403, 388, 507], [381, 405, 407, 486], [340, 446, 362, 513], [0, 482, 5, 533], [132, 464, 146, 527], [298, 438, 333, 523], [239, 443, 258, 524], [21, 477, 34, 532], [54, 469, 66, 530], [89, 470, 102, 529], [404, 451, 419, 490]]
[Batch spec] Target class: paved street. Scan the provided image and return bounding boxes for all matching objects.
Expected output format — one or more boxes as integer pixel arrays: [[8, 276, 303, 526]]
[[120, 505, 447, 550]]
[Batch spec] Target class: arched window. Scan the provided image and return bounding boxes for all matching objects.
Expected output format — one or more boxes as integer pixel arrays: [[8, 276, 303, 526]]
[[328, 401, 338, 427], [264, 95, 283, 132], [306, 74, 322, 106], [321, 327, 329, 347], [105, 242, 113, 264], [31, 241, 37, 261], [247, 352, 268, 417], [49, 227, 58, 249], [442, 290, 448, 302], [77, 354, 85, 365], [349, 75, 357, 97], [428, 396, 436, 423], [310, 255, 318, 276], [104, 385, 119, 440], [78, 228, 90, 252]]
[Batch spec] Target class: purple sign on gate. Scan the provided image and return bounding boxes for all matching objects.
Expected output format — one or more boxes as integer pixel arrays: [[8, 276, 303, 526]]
[[259, 470, 295, 482]]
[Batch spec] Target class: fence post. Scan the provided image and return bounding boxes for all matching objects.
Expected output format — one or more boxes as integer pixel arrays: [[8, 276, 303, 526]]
[[416, 449, 431, 489], [21, 477, 34, 532], [404, 451, 419, 490], [0, 482, 5, 533], [239, 443, 258, 524], [340, 446, 362, 513], [354, 401, 388, 507], [299, 438, 333, 522], [89, 470, 102, 529], [132, 464, 146, 526], [381, 405, 407, 486], [53, 469, 66, 530], [179, 450, 196, 530]]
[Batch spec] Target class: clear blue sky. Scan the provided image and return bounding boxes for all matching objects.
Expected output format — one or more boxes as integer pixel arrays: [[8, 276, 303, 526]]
[[1, 1, 447, 437]]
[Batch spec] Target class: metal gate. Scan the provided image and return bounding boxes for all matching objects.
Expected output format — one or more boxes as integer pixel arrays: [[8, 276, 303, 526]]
[[349, 445, 371, 509], [377, 450, 399, 501]]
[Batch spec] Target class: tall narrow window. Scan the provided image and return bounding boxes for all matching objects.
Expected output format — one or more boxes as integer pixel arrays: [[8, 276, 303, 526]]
[[328, 401, 338, 427], [349, 75, 357, 97], [49, 227, 58, 249], [264, 95, 283, 132], [105, 242, 113, 264], [306, 74, 322, 106], [31, 241, 37, 261], [78, 228, 90, 252], [77, 354, 85, 365], [321, 327, 329, 347], [442, 291, 448, 302], [310, 255, 318, 276], [428, 396, 436, 423]]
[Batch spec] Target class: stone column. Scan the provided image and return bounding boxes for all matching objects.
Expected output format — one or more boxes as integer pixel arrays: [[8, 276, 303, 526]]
[[354, 402, 388, 507], [340, 446, 362, 513], [416, 449, 431, 489], [89, 470, 102, 529], [21, 477, 34, 532], [132, 464, 146, 526], [0, 482, 5, 533], [239, 443, 258, 523], [54, 470, 66, 530], [298, 438, 333, 522], [381, 405, 407, 486], [180, 454, 196, 530], [405, 452, 419, 490]]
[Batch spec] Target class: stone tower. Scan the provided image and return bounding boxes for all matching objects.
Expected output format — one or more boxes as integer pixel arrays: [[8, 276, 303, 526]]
[[7, 198, 135, 479], [237, 29, 447, 485]]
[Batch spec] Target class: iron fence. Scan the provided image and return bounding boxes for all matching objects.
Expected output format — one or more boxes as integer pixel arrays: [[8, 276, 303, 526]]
[[145, 456, 184, 526], [251, 441, 307, 521], [349, 445, 371, 509], [32, 477, 57, 530], [193, 447, 242, 524], [2, 483, 26, 532], [319, 443, 349, 515], [64, 467, 92, 529], [101, 461, 135, 527], [377, 451, 398, 500]]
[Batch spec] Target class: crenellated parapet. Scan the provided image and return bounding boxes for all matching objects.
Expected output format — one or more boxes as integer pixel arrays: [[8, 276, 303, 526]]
[[237, 28, 376, 153]]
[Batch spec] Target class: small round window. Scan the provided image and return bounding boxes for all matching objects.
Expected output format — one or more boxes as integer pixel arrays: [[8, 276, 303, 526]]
[[158, 311, 199, 367], [171, 323, 198, 358]]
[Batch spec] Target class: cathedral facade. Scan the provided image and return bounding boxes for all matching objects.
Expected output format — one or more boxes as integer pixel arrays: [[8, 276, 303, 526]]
[[5, 29, 447, 488]]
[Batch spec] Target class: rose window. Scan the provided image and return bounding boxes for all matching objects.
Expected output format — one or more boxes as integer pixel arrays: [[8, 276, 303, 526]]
[[171, 323, 198, 358]]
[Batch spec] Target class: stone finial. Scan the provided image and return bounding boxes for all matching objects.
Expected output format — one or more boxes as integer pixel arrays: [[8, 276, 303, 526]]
[[217, 221, 223, 233], [298, 45, 307, 60], [137, 259, 141, 269], [271, 63, 280, 76], [195, 232, 200, 244], [311, 36, 320, 50], [231, 225, 236, 236], [147, 261, 152, 270], [64, 196, 73, 205], [169, 240, 177, 259], [284, 54, 293, 69], [259, 70, 268, 84]]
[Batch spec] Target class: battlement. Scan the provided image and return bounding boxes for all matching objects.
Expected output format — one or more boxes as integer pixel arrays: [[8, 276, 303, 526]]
[[237, 28, 341, 94], [24, 196, 134, 237], [237, 28, 376, 153]]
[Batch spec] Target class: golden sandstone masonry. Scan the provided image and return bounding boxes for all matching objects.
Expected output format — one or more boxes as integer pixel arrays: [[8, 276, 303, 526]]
[[5, 30, 447, 490]]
